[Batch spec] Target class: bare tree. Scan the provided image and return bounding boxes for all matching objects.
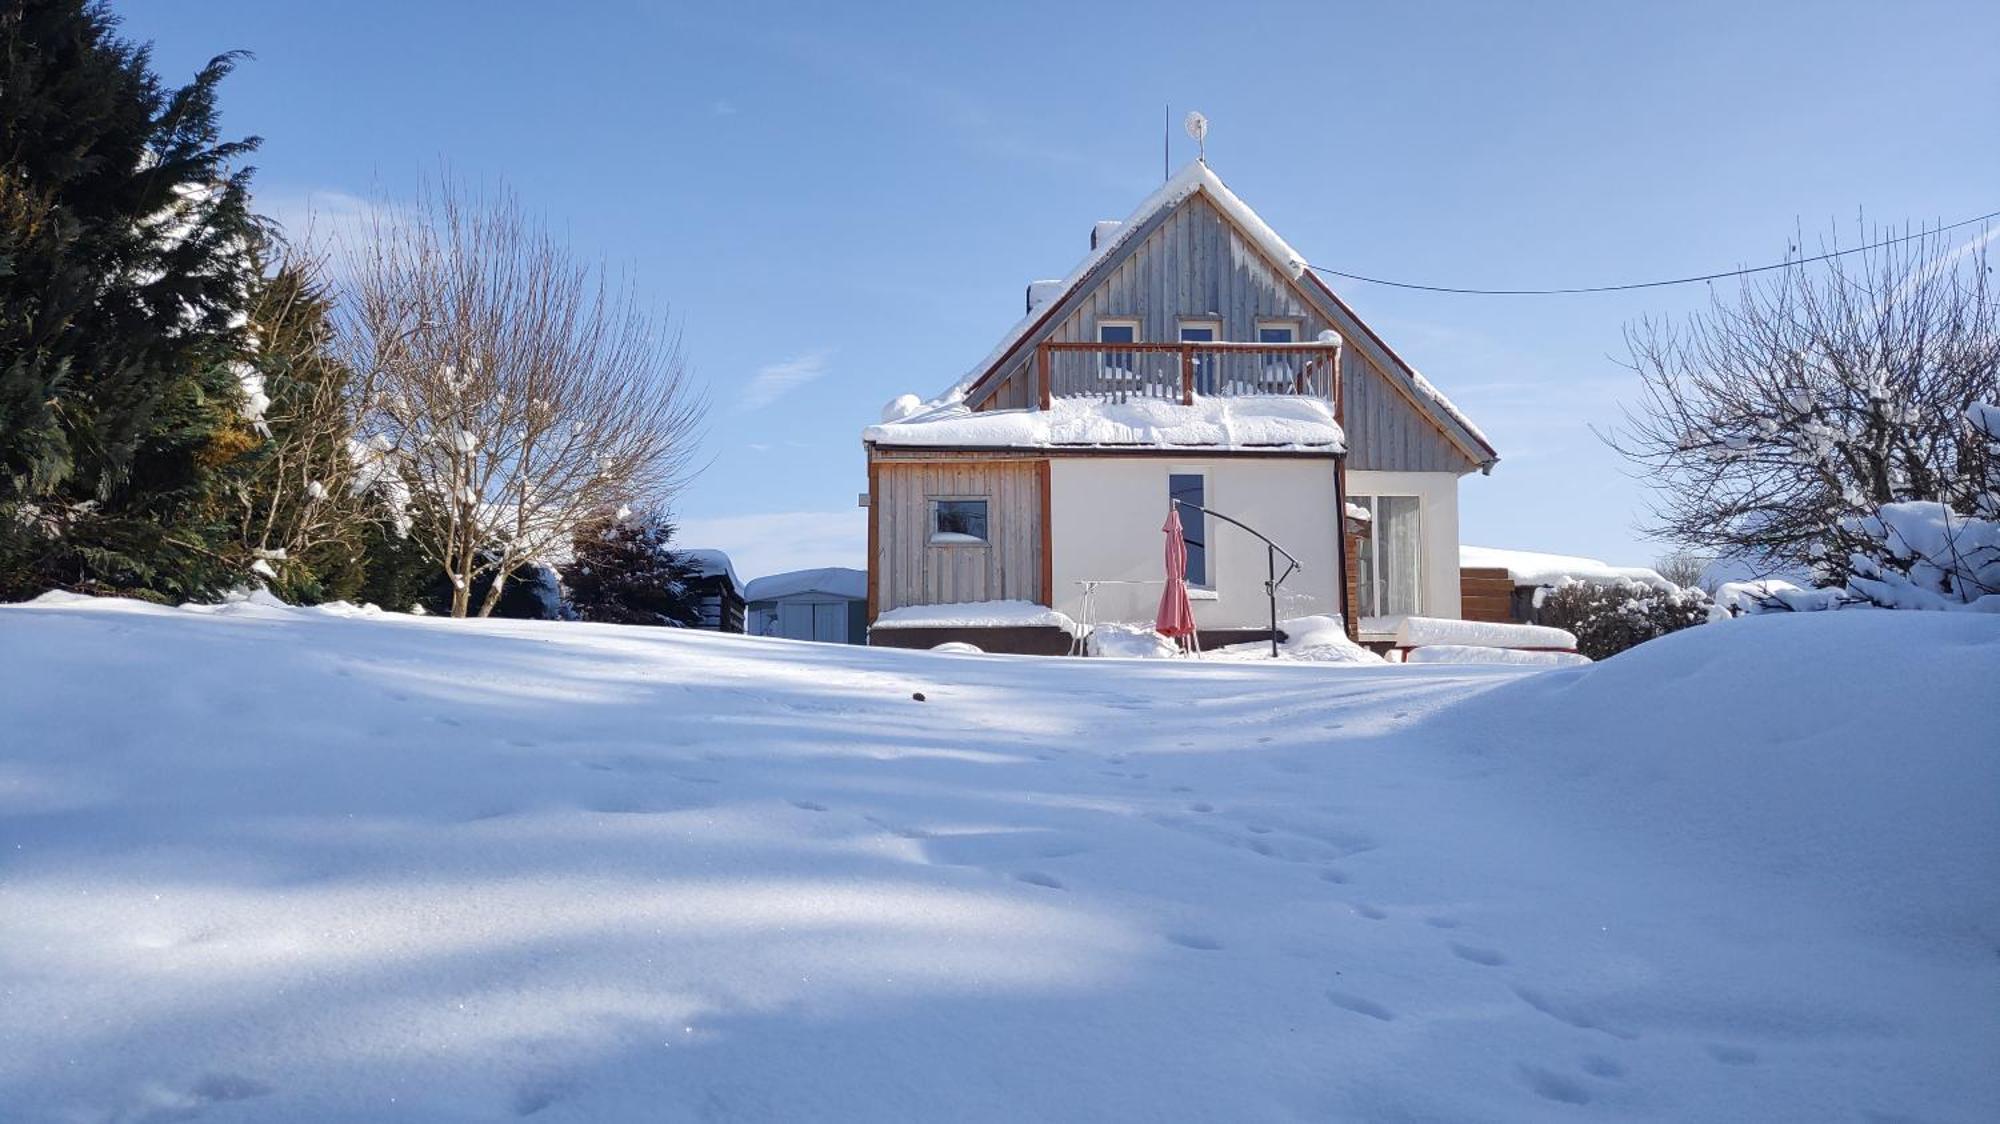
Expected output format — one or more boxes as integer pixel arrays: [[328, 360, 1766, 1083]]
[[1652, 547, 1711, 591], [339, 183, 705, 617], [1606, 224, 2000, 579]]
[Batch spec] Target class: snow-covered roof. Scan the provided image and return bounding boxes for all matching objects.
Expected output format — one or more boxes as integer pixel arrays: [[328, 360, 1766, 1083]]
[[676, 549, 744, 597], [744, 567, 867, 604], [1459, 546, 1673, 591], [866, 394, 1345, 453]]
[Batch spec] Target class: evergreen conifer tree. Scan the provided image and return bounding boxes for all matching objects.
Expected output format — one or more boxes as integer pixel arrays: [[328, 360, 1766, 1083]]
[[562, 511, 703, 626], [0, 0, 262, 600]]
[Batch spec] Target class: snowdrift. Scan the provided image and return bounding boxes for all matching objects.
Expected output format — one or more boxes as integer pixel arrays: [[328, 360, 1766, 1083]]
[[0, 597, 1992, 1122]]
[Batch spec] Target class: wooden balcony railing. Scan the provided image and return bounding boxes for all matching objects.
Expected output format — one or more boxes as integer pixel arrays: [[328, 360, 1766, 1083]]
[[1036, 341, 1341, 410]]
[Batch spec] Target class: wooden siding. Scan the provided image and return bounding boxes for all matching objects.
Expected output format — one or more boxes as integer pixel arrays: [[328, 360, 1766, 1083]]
[[872, 455, 1046, 616], [1460, 566, 1516, 623], [1341, 348, 1478, 473], [972, 191, 1480, 474]]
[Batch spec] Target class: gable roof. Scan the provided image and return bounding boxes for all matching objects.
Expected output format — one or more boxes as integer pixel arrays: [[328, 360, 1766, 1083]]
[[929, 160, 1497, 470]]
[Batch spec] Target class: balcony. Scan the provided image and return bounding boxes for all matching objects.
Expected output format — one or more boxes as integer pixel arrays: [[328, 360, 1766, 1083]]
[[1036, 341, 1340, 410]]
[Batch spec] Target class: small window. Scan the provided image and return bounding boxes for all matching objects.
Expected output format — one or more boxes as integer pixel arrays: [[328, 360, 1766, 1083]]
[[1256, 322, 1297, 344], [1180, 321, 1220, 394], [931, 499, 988, 544], [1169, 472, 1209, 587], [1098, 320, 1140, 392]]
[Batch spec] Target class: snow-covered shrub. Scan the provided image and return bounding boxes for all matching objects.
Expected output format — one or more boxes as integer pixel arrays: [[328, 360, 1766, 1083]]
[[1834, 404, 1999, 610], [1535, 579, 1710, 660], [1732, 404, 2000, 614]]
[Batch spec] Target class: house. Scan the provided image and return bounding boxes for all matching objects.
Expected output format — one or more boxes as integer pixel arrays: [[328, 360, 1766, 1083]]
[[861, 159, 1497, 654], [677, 549, 746, 633], [745, 567, 868, 644]]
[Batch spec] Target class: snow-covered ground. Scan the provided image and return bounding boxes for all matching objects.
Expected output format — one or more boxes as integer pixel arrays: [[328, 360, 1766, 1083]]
[[1, 597, 1995, 1123]]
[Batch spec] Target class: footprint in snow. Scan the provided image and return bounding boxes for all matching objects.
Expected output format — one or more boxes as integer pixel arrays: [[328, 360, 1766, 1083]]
[[1422, 916, 1461, 929], [1449, 941, 1507, 966], [1015, 871, 1064, 890], [512, 1076, 573, 1116], [1518, 1064, 1591, 1105], [1167, 933, 1223, 951], [1324, 990, 1394, 1021], [1188, 802, 1215, 813], [789, 800, 827, 812], [1350, 902, 1387, 921], [1580, 1054, 1624, 1079], [1318, 868, 1351, 884], [1512, 986, 1639, 1041], [1705, 1043, 1759, 1066]]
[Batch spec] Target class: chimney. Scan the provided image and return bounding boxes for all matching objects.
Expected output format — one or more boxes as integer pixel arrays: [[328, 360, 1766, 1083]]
[[1025, 280, 1064, 315]]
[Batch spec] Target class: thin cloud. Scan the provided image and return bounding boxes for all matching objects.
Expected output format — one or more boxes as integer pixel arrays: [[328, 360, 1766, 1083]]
[[742, 350, 833, 411], [711, 99, 739, 117]]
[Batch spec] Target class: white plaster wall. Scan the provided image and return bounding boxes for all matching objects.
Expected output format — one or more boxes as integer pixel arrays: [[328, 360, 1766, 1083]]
[[1345, 469, 1462, 620], [1048, 456, 1342, 632]]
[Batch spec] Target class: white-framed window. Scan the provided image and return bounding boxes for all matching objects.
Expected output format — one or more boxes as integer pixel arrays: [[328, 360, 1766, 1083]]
[[1096, 319, 1141, 391], [1179, 319, 1221, 394], [930, 497, 989, 545], [1352, 495, 1421, 617], [1254, 320, 1301, 391], [1169, 471, 1210, 588], [1255, 320, 1298, 344], [1097, 318, 1140, 344]]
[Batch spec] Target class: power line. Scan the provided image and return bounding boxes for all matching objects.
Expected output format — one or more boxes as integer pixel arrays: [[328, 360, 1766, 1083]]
[[1307, 209, 2000, 296]]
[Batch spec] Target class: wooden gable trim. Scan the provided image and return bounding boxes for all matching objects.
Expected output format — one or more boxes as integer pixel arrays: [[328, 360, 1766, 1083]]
[[1036, 458, 1053, 607], [1297, 269, 1498, 469]]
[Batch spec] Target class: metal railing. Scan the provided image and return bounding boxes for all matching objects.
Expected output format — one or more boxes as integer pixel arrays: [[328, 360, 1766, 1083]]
[[1036, 341, 1340, 408]]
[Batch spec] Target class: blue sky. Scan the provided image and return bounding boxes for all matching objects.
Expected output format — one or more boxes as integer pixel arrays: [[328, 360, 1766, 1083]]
[[117, 0, 2000, 579]]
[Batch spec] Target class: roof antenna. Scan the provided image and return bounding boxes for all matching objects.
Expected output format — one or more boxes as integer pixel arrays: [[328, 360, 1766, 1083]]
[[1163, 102, 1170, 182], [1183, 110, 1208, 165]]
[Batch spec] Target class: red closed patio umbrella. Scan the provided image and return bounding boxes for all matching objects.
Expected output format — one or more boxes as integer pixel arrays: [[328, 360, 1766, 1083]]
[[1157, 505, 1198, 648]]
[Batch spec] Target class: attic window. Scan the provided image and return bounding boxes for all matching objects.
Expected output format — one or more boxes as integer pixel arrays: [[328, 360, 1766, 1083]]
[[931, 499, 989, 545], [1097, 320, 1138, 344], [1256, 322, 1298, 344]]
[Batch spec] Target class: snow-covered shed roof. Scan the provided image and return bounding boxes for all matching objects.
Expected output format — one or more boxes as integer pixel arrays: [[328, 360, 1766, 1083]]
[[676, 549, 744, 597], [882, 159, 1494, 468], [1460, 546, 1672, 590], [743, 567, 867, 604], [866, 394, 1344, 453]]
